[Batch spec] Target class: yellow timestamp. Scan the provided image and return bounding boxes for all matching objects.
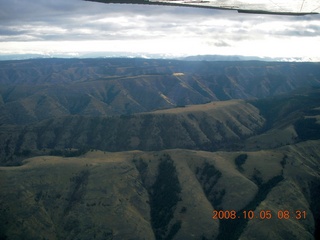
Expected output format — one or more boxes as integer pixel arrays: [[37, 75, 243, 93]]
[[212, 210, 307, 220]]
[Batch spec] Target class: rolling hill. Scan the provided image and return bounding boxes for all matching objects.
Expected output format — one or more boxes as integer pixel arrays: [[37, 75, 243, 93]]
[[1, 142, 319, 240], [0, 58, 320, 239], [1, 87, 320, 167], [0, 99, 266, 165]]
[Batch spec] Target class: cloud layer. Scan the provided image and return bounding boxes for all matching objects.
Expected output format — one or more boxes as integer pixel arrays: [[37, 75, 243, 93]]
[[0, 0, 319, 60]]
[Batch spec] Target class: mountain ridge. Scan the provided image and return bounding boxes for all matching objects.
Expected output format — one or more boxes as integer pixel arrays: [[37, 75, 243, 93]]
[[0, 99, 265, 165], [1, 54, 316, 62], [0, 58, 320, 239], [1, 87, 320, 167], [1, 58, 320, 125]]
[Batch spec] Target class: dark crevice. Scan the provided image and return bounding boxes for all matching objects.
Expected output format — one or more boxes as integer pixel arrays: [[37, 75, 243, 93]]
[[195, 162, 223, 209], [64, 170, 90, 216], [134, 154, 182, 240], [216, 175, 284, 240]]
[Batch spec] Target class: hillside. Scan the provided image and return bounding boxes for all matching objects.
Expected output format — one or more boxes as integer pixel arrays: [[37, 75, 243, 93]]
[[1, 141, 319, 240], [1, 59, 320, 124], [0, 100, 265, 165], [245, 87, 320, 149], [2, 87, 320, 167], [0, 58, 320, 239]]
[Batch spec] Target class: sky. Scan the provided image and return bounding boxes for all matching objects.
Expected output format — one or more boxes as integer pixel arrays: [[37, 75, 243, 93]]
[[0, 0, 320, 61]]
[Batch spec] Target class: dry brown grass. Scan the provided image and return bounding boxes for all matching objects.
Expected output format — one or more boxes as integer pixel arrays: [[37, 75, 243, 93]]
[[1, 140, 319, 239]]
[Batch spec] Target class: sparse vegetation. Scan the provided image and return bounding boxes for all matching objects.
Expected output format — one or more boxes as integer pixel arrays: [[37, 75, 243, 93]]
[[217, 175, 284, 240], [135, 154, 182, 240], [196, 162, 223, 209], [235, 154, 248, 171], [150, 154, 181, 240], [0, 147, 318, 239], [280, 154, 288, 168], [180, 206, 187, 213], [49, 148, 89, 157], [65, 170, 90, 215], [166, 220, 182, 240], [309, 182, 320, 240], [133, 158, 148, 183], [251, 168, 263, 186]]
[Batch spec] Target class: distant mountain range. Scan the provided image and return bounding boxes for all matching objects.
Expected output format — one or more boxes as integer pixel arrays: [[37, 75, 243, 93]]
[[1, 58, 320, 156], [0, 53, 318, 62]]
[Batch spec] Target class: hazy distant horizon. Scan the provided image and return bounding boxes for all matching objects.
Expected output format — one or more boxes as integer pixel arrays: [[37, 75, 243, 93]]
[[0, 0, 319, 62], [0, 52, 318, 62]]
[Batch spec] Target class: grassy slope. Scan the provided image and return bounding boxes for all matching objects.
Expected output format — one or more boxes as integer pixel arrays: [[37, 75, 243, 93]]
[[1, 140, 319, 239], [0, 100, 266, 165]]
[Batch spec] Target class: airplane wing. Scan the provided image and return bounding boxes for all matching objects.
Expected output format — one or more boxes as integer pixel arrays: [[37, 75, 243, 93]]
[[85, 0, 320, 15]]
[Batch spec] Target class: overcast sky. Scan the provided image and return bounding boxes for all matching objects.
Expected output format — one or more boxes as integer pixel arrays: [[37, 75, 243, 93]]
[[0, 0, 319, 60]]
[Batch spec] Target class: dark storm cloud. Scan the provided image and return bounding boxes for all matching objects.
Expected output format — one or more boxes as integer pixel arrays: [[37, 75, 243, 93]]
[[0, 0, 232, 42], [0, 1, 150, 40], [0, 0, 319, 60], [0, 0, 78, 23], [0, 27, 28, 36]]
